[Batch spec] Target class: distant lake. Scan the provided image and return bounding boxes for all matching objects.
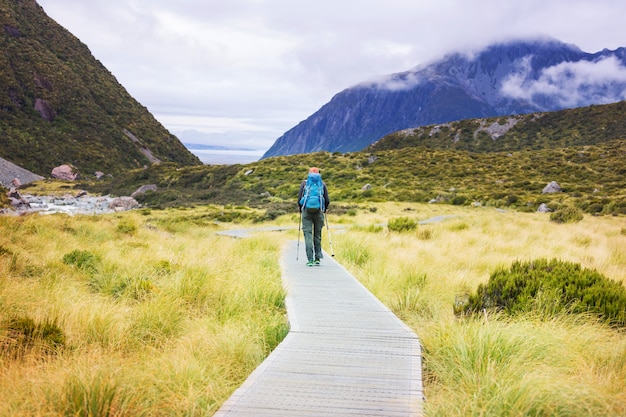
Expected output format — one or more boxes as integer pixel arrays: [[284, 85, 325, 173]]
[[189, 149, 265, 165]]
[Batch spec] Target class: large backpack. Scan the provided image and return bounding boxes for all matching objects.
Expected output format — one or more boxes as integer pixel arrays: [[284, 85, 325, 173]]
[[300, 172, 325, 212]]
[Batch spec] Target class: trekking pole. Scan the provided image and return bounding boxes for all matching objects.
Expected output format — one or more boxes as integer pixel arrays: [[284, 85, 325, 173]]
[[324, 212, 335, 257], [296, 209, 302, 260]]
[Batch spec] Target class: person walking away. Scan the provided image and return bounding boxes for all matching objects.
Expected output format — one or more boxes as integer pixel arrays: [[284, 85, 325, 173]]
[[298, 167, 330, 266]]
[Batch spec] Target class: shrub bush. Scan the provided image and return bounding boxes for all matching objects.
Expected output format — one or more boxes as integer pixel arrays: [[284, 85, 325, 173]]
[[416, 228, 433, 240], [388, 217, 417, 232], [62, 250, 99, 272], [550, 206, 584, 223], [506, 194, 519, 205], [456, 258, 626, 327], [451, 195, 467, 205], [2, 316, 65, 357], [116, 219, 137, 235], [0, 245, 14, 256]]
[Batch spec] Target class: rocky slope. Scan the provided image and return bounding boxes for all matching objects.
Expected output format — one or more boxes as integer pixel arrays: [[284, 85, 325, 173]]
[[0, 156, 44, 186]]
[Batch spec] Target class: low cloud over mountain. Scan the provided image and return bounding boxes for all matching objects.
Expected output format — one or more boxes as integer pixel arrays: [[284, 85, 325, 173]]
[[262, 39, 626, 158]]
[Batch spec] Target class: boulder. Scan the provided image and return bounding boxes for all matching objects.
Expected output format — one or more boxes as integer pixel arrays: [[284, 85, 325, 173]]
[[537, 203, 551, 213], [9, 189, 30, 210], [51, 164, 80, 181], [108, 197, 139, 212], [8, 187, 20, 199], [131, 184, 157, 198], [542, 181, 562, 194]]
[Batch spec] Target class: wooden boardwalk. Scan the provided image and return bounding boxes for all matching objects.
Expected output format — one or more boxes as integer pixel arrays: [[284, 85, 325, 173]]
[[214, 240, 424, 416]]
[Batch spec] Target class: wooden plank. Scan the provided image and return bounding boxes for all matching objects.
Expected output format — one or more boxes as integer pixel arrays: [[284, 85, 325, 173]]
[[214, 241, 423, 416]]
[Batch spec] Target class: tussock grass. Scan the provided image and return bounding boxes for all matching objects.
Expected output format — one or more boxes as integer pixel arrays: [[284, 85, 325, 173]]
[[422, 315, 626, 416], [0, 209, 285, 416], [2, 202, 625, 416], [332, 203, 626, 416]]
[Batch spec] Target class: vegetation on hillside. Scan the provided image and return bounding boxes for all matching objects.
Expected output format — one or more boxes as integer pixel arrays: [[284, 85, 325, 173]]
[[0, 0, 201, 177], [369, 101, 626, 152], [2, 0, 624, 215], [76, 137, 626, 217]]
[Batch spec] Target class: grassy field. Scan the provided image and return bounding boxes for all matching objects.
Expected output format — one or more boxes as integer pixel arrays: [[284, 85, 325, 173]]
[[1, 203, 625, 416], [330, 203, 626, 416], [0, 208, 287, 416]]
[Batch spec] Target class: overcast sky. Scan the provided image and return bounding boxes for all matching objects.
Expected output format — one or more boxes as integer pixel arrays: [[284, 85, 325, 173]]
[[37, 0, 626, 152]]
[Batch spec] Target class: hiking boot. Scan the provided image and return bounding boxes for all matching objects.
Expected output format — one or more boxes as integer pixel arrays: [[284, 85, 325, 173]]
[[314, 260, 320, 265], [306, 261, 314, 267]]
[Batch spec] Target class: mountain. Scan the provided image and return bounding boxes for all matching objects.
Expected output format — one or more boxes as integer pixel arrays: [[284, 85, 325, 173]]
[[262, 38, 626, 158], [100, 100, 626, 216], [0, 0, 201, 178]]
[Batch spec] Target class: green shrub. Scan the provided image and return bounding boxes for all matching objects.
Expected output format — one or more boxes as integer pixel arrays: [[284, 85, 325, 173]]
[[59, 374, 129, 417], [0, 245, 14, 256], [62, 250, 99, 272], [116, 219, 137, 235], [416, 228, 433, 240], [154, 260, 172, 275], [388, 217, 417, 232], [263, 317, 290, 354], [451, 195, 467, 205], [550, 206, 584, 223], [449, 222, 469, 231], [506, 194, 519, 205], [263, 207, 287, 221], [2, 316, 65, 357], [88, 273, 154, 300], [457, 258, 626, 327]]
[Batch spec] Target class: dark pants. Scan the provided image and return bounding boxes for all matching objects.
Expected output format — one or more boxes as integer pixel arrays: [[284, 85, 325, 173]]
[[302, 209, 324, 262]]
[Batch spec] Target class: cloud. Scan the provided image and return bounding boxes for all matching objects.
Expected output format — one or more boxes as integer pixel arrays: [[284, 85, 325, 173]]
[[36, 0, 626, 151], [359, 71, 424, 92], [501, 56, 626, 108]]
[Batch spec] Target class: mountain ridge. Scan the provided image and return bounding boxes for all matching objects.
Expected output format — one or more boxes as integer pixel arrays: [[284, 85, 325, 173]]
[[263, 38, 626, 158], [0, 0, 201, 178]]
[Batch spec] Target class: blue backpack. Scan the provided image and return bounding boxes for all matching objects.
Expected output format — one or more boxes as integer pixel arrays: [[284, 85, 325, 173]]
[[300, 172, 325, 212]]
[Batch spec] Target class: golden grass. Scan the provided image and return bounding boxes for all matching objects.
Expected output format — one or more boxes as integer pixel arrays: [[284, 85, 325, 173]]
[[1, 203, 625, 416], [330, 203, 626, 416], [0, 209, 286, 416]]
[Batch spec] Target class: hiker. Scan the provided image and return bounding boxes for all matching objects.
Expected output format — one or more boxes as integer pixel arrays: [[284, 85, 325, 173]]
[[298, 167, 330, 266]]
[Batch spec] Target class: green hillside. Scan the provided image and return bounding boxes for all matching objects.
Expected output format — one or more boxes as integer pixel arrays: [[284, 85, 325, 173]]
[[86, 137, 626, 218], [62, 100, 621, 217], [2, 0, 624, 217], [368, 101, 626, 152], [0, 0, 201, 177]]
